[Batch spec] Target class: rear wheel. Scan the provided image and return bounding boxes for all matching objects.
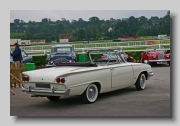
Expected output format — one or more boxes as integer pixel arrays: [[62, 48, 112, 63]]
[[81, 84, 99, 104], [47, 96, 60, 101], [135, 73, 146, 90]]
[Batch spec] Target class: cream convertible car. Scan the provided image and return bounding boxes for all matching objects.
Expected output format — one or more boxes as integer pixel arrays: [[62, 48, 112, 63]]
[[22, 48, 154, 103]]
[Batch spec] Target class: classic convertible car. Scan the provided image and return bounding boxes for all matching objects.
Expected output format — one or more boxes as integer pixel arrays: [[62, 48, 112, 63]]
[[21, 48, 153, 104]]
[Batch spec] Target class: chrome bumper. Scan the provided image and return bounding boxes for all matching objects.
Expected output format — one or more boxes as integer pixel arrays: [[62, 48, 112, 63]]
[[46, 64, 55, 67], [22, 85, 70, 96], [148, 72, 154, 76], [148, 59, 170, 62], [147, 71, 154, 79]]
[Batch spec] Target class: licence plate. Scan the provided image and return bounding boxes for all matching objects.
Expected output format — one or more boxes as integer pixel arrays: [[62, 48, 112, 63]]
[[36, 83, 50, 88], [157, 61, 167, 64]]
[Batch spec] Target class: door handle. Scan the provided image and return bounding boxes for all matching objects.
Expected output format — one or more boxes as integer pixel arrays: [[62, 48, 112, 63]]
[[110, 68, 115, 71]]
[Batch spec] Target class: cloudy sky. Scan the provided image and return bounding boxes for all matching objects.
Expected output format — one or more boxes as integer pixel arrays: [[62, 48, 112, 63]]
[[10, 10, 168, 23]]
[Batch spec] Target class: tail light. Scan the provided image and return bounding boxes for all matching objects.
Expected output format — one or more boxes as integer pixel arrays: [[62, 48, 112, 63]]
[[61, 78, 65, 83], [56, 77, 66, 83], [56, 78, 61, 83], [22, 75, 29, 82]]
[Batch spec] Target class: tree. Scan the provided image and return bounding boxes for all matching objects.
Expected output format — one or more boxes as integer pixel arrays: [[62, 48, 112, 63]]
[[14, 19, 20, 24], [10, 12, 170, 40], [77, 29, 86, 40]]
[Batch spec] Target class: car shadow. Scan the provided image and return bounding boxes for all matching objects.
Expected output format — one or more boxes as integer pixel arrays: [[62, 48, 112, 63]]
[[151, 64, 170, 67], [30, 86, 137, 107]]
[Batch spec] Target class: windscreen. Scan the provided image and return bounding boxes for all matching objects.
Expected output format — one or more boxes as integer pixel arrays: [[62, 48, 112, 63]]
[[89, 51, 125, 66], [51, 47, 72, 53]]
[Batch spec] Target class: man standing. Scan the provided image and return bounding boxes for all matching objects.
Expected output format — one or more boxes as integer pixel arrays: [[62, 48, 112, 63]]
[[11, 43, 22, 64]]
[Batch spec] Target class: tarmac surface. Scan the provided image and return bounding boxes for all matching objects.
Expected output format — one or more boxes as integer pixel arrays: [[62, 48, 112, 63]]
[[10, 64, 170, 117]]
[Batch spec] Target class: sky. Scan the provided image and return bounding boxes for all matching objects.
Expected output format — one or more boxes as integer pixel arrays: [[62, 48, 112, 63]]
[[10, 10, 169, 23]]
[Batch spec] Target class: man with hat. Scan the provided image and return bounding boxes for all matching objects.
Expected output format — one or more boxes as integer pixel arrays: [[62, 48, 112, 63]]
[[10, 43, 22, 64]]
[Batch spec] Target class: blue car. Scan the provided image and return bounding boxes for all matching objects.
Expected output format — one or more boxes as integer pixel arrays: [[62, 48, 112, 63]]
[[47, 44, 76, 67]]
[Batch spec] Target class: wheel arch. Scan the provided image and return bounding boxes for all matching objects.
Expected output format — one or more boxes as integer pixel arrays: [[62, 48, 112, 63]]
[[134, 71, 148, 85], [80, 81, 102, 95], [92, 82, 101, 93]]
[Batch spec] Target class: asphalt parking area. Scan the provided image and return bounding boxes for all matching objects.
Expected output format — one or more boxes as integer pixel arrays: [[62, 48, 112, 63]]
[[10, 64, 170, 117]]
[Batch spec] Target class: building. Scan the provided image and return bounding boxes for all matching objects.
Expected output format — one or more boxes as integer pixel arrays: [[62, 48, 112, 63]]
[[30, 39, 46, 44], [10, 39, 31, 46], [21, 40, 31, 46], [10, 39, 21, 46], [158, 35, 167, 40], [59, 33, 73, 42]]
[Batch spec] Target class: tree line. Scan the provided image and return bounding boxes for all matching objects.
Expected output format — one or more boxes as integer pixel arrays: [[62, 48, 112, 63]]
[[10, 11, 170, 42]]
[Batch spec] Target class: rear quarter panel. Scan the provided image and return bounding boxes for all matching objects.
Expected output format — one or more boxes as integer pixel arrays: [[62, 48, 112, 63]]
[[65, 68, 111, 96]]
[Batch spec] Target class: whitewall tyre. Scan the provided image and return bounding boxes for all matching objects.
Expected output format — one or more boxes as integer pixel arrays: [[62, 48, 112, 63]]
[[82, 84, 99, 104], [135, 73, 146, 90]]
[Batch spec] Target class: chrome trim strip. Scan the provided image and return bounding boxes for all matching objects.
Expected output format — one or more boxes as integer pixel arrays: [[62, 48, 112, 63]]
[[148, 59, 170, 62], [22, 85, 70, 95]]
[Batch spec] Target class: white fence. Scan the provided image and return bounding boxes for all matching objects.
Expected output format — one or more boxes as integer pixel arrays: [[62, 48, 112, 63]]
[[22, 44, 170, 56], [10, 40, 170, 56], [10, 40, 170, 51]]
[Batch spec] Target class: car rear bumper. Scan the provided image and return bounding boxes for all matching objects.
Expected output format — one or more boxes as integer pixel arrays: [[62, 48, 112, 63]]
[[22, 85, 70, 96]]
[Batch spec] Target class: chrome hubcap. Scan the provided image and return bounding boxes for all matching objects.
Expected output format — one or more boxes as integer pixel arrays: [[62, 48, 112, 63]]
[[140, 75, 145, 88], [88, 87, 96, 100]]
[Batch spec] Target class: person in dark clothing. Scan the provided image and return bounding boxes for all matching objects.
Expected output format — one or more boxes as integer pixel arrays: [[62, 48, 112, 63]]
[[11, 43, 22, 63]]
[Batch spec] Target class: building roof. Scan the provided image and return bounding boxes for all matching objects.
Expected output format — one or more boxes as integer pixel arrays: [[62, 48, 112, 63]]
[[59, 33, 72, 36]]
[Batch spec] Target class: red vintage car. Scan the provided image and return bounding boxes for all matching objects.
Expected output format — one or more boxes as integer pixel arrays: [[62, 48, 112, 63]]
[[141, 45, 170, 66]]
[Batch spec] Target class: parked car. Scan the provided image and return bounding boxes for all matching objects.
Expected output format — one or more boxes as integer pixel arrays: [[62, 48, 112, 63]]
[[120, 50, 134, 62], [46, 44, 76, 67], [22, 48, 153, 104], [141, 45, 170, 66], [101, 50, 134, 62], [10, 50, 32, 63]]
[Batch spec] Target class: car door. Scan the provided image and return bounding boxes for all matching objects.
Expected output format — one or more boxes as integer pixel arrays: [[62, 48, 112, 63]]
[[110, 63, 134, 88]]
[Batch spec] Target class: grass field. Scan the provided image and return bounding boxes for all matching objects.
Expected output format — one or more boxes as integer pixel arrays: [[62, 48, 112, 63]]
[[10, 32, 25, 38]]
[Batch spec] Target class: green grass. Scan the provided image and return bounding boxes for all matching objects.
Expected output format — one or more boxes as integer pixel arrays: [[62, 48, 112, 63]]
[[10, 32, 25, 38]]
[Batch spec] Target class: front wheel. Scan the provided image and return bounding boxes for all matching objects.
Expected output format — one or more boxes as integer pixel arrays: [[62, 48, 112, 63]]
[[135, 73, 146, 90], [47, 96, 60, 101], [81, 84, 99, 104]]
